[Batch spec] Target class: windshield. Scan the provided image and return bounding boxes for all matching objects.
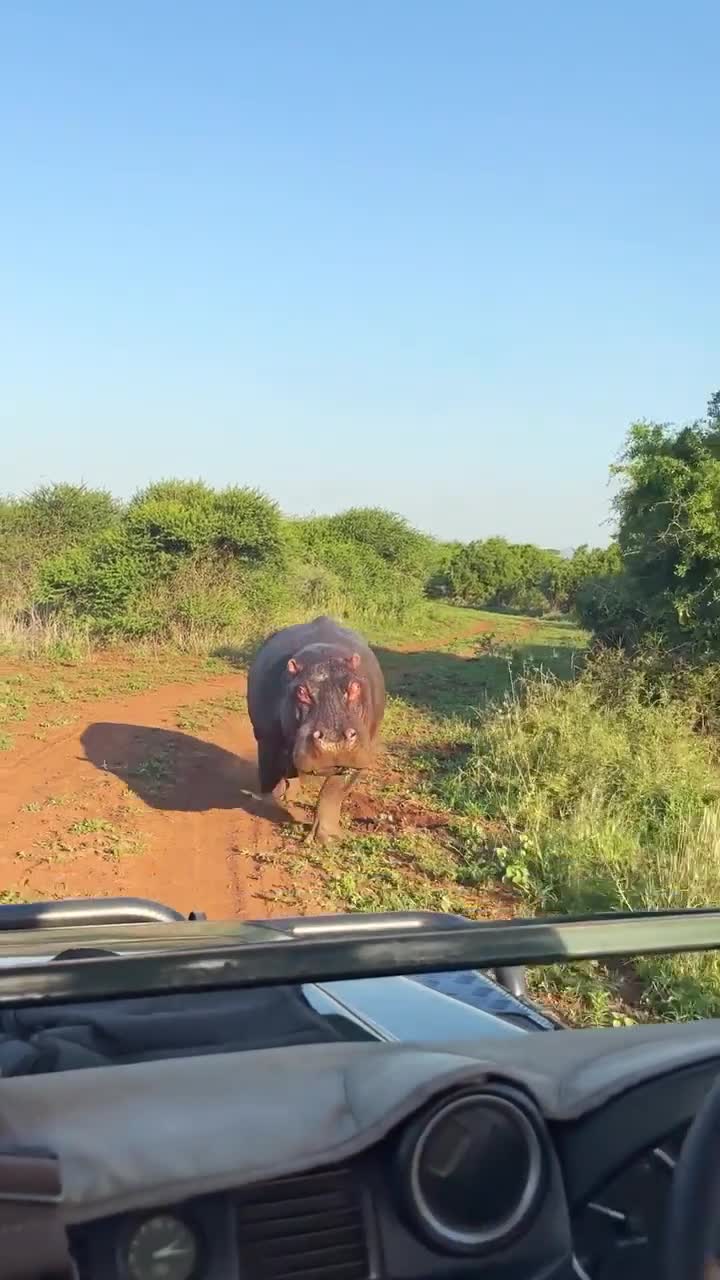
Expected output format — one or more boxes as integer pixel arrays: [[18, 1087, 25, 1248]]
[[1, 4, 718, 1032]]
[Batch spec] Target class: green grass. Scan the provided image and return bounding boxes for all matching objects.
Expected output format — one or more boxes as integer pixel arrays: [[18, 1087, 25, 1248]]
[[174, 692, 246, 733], [129, 752, 175, 789], [69, 818, 117, 835], [443, 653, 720, 1022], [18, 815, 146, 869], [274, 605, 720, 1027], [274, 606, 589, 1015], [0, 650, 241, 739]]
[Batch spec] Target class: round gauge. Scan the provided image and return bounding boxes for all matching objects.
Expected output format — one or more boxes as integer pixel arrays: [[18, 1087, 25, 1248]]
[[124, 1214, 198, 1280]]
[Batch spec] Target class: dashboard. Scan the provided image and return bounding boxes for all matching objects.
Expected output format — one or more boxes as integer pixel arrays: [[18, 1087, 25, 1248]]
[[7, 1022, 720, 1280], [73, 1084, 570, 1280]]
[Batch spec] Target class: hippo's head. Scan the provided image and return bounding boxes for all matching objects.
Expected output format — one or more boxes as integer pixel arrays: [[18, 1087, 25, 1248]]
[[283, 643, 375, 775]]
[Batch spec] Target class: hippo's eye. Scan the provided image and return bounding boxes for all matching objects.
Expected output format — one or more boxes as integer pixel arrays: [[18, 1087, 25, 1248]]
[[296, 685, 312, 705]]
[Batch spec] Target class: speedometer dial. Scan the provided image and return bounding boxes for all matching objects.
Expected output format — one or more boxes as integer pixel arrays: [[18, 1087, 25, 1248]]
[[125, 1214, 198, 1280]]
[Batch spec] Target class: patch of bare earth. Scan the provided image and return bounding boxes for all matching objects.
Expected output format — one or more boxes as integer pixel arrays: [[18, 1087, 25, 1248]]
[[0, 627, 514, 924]]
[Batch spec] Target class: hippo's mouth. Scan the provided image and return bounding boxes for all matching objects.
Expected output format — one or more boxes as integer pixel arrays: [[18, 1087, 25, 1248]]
[[293, 744, 374, 776]]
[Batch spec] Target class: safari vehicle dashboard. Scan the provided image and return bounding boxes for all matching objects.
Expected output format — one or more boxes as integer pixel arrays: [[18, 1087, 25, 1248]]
[[1, 902, 720, 1280], [5, 1020, 720, 1280], [66, 1067, 705, 1280]]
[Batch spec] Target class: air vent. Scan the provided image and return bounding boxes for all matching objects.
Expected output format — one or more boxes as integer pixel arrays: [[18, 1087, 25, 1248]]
[[396, 1088, 546, 1254], [236, 1166, 370, 1280]]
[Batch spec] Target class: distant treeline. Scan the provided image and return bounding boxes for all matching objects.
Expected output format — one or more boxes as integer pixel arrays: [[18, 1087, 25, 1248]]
[[428, 539, 620, 615], [3, 385, 720, 658], [0, 480, 615, 646]]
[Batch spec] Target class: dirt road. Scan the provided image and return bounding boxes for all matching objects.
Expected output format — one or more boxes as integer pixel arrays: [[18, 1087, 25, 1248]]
[[0, 614, 512, 922], [0, 666, 318, 917]]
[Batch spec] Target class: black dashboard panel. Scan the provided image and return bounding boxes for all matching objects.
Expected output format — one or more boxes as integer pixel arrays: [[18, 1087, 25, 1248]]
[[557, 1058, 720, 1280], [67, 1054, 720, 1280], [71, 1085, 574, 1280], [554, 1058, 720, 1207], [571, 1126, 686, 1280]]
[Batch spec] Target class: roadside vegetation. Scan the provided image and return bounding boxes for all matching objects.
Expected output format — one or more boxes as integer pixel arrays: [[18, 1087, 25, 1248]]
[[0, 480, 611, 659], [4, 388, 720, 1027]]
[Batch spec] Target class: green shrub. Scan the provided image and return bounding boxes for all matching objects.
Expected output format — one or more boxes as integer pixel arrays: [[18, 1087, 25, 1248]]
[[0, 485, 120, 614], [599, 396, 720, 655], [129, 554, 292, 649], [448, 650, 720, 1018], [323, 507, 433, 580], [574, 572, 648, 648], [287, 514, 425, 623], [5, 480, 434, 644], [126, 498, 215, 556], [213, 487, 284, 562], [127, 484, 283, 562], [129, 479, 214, 508], [500, 585, 549, 616], [17, 483, 119, 545], [37, 530, 155, 633]]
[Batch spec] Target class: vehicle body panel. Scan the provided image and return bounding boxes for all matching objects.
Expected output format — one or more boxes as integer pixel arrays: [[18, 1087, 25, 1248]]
[[0, 899, 556, 1037]]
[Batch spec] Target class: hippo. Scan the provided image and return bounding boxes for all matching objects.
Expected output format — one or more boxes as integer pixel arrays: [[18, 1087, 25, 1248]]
[[247, 616, 386, 844]]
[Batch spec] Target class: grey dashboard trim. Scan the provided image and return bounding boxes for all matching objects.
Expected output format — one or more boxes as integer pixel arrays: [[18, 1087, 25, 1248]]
[[1, 1021, 719, 1227]]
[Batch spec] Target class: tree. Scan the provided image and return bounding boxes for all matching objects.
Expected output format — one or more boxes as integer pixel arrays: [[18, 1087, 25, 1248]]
[[607, 393, 720, 652]]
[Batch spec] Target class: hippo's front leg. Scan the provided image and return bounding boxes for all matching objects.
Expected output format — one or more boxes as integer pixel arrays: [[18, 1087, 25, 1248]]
[[308, 770, 360, 845], [257, 737, 290, 799]]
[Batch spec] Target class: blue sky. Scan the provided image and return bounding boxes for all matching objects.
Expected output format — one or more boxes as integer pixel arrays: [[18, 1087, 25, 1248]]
[[2, 1, 718, 547]]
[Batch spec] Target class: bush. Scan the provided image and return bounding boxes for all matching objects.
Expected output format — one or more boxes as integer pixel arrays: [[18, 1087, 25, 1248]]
[[129, 479, 214, 508], [500, 585, 549, 616], [17, 483, 119, 544], [441, 538, 619, 615], [14, 483, 429, 643], [445, 538, 524, 607], [213, 487, 284, 562], [448, 650, 720, 1018], [129, 555, 292, 650], [574, 572, 648, 649], [322, 508, 434, 580], [126, 497, 216, 557], [287, 514, 426, 623], [128, 484, 283, 562], [37, 530, 155, 634], [0, 485, 120, 614]]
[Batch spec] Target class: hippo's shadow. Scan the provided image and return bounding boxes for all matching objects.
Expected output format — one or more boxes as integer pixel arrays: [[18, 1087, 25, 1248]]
[[80, 723, 283, 820]]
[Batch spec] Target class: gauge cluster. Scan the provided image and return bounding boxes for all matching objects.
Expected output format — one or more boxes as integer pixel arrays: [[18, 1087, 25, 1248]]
[[74, 1193, 235, 1280], [125, 1215, 198, 1280]]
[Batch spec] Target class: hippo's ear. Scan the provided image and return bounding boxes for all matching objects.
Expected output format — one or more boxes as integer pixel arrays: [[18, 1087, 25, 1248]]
[[287, 657, 302, 675], [346, 653, 361, 671]]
